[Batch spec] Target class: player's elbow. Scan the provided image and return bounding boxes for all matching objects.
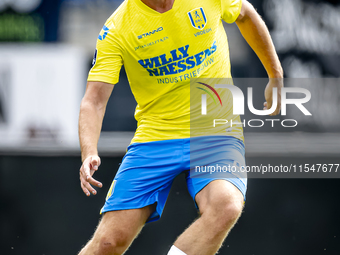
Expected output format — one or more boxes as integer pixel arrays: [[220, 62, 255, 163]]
[[80, 96, 106, 114]]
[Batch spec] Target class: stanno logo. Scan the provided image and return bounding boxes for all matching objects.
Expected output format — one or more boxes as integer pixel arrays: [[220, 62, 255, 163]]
[[98, 25, 109, 41], [138, 27, 163, 39]]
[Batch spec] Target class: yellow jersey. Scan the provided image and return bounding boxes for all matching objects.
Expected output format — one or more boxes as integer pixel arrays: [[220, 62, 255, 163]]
[[88, 0, 244, 144]]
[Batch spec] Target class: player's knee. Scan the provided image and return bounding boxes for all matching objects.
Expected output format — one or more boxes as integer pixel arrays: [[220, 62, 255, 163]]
[[219, 199, 243, 226], [201, 195, 244, 228], [94, 234, 130, 255], [97, 239, 116, 255]]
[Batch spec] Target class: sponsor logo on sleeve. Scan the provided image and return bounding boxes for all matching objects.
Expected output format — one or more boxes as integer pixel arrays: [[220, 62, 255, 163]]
[[91, 49, 97, 68], [98, 25, 109, 41]]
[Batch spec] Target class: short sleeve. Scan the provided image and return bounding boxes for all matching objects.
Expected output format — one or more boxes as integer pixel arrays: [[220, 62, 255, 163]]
[[87, 20, 123, 85], [221, 0, 242, 24]]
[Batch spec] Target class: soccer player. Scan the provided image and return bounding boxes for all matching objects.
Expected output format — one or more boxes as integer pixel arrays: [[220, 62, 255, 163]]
[[78, 0, 283, 254]]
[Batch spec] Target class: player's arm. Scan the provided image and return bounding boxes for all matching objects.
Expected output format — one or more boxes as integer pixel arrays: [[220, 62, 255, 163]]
[[235, 0, 283, 115], [78, 81, 114, 196]]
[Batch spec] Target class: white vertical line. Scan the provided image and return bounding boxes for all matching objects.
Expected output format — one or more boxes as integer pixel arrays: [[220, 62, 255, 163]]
[[202, 94, 207, 115]]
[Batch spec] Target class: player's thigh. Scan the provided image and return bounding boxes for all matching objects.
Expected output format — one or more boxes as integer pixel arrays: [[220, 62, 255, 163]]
[[92, 203, 156, 245], [195, 180, 244, 217]]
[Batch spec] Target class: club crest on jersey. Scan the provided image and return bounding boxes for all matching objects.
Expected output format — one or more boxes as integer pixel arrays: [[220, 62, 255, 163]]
[[188, 7, 207, 30]]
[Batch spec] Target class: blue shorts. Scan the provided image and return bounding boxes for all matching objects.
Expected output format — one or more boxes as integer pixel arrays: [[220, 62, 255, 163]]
[[100, 136, 247, 223]]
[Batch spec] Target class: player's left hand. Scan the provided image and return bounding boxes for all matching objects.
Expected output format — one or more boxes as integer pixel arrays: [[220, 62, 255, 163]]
[[79, 155, 103, 196], [264, 78, 283, 116]]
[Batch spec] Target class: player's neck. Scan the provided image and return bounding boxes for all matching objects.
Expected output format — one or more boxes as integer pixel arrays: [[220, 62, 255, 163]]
[[140, 0, 175, 13]]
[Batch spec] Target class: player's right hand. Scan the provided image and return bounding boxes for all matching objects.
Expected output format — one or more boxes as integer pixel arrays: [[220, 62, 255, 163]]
[[79, 155, 103, 196], [264, 78, 284, 116]]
